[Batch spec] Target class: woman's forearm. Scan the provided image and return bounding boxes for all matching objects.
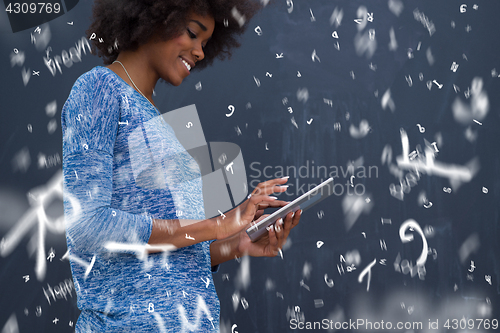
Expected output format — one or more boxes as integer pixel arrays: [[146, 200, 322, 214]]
[[148, 177, 289, 254], [209, 234, 242, 267], [148, 217, 218, 249]]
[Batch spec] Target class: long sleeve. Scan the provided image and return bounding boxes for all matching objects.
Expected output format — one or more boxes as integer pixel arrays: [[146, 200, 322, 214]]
[[61, 67, 219, 332], [62, 70, 152, 254]]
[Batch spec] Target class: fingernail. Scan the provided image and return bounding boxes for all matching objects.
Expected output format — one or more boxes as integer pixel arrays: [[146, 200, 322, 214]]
[[300, 209, 303, 214], [280, 185, 289, 189], [276, 225, 281, 232], [269, 196, 278, 200], [278, 218, 283, 225], [281, 176, 290, 180]]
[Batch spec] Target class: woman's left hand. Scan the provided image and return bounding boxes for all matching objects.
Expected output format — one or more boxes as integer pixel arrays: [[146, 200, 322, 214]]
[[237, 210, 302, 257]]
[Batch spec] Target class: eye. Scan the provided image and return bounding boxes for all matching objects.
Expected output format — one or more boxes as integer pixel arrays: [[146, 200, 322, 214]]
[[187, 27, 208, 50], [187, 28, 196, 39]]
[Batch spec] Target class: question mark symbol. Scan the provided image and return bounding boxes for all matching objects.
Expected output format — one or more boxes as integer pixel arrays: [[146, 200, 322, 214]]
[[399, 219, 428, 266], [186, 122, 193, 128], [226, 105, 235, 117]]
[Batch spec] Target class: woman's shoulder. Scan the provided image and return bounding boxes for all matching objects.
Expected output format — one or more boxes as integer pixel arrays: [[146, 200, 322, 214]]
[[63, 67, 128, 113], [70, 66, 127, 97]]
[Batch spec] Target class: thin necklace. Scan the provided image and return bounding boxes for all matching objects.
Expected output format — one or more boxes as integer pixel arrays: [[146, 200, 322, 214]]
[[112, 60, 160, 116]]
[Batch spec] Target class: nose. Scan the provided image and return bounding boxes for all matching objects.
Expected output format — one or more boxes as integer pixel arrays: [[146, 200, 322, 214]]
[[192, 42, 205, 62]]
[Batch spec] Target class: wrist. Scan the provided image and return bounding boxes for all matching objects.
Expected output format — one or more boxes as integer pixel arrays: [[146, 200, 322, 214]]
[[233, 232, 244, 258], [210, 232, 244, 266], [209, 216, 221, 240]]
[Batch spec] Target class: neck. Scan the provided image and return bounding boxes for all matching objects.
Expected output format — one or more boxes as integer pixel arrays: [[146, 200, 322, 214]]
[[108, 52, 159, 104]]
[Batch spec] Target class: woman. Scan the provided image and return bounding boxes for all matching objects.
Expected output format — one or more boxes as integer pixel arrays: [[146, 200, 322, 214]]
[[62, 0, 301, 331]]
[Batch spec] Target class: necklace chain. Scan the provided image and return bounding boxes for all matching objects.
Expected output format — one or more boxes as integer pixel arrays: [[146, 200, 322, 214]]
[[112, 60, 160, 116]]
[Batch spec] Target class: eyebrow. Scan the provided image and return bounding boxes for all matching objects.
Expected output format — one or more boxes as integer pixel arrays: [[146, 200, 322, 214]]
[[190, 20, 207, 31]]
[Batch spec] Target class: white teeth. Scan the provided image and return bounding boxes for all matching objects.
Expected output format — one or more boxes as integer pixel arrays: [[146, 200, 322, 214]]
[[180, 58, 191, 71]]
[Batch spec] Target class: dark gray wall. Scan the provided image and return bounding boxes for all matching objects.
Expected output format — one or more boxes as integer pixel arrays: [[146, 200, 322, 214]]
[[1, 0, 499, 332]]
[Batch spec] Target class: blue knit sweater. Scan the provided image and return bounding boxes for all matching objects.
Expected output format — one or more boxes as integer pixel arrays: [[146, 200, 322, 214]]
[[62, 66, 220, 332]]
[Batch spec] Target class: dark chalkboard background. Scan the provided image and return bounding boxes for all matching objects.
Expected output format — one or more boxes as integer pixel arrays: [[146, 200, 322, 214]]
[[1, 0, 499, 332]]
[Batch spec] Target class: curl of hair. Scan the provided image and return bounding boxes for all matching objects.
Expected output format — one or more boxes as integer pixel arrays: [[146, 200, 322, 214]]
[[86, 0, 262, 70]]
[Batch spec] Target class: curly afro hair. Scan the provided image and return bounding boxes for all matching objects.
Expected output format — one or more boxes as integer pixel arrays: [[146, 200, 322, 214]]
[[86, 0, 263, 70]]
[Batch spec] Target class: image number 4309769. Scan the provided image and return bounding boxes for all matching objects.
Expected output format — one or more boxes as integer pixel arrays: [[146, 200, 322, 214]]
[[3, 0, 79, 33]]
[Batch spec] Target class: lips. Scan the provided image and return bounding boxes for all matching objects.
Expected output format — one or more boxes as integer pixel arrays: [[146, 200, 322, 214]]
[[180, 57, 192, 71]]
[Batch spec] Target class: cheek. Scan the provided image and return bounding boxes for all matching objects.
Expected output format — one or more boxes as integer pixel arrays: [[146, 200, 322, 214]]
[[159, 37, 184, 57], [170, 35, 183, 44], [172, 35, 192, 49]]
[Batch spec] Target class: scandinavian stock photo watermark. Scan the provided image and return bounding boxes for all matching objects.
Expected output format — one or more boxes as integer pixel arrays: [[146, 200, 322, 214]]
[[248, 160, 379, 197], [289, 318, 499, 331]]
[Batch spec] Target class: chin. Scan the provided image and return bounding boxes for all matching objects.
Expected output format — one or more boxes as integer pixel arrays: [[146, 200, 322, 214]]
[[171, 76, 185, 86], [162, 72, 185, 86], [163, 78, 183, 87]]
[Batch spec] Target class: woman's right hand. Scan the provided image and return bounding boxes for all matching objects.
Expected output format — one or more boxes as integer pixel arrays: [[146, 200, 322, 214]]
[[214, 177, 290, 240]]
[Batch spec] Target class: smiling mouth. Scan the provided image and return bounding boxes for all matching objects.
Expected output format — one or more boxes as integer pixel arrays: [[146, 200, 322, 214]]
[[180, 57, 192, 71]]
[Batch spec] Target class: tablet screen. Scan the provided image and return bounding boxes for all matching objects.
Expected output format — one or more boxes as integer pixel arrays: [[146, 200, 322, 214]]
[[246, 177, 334, 242]]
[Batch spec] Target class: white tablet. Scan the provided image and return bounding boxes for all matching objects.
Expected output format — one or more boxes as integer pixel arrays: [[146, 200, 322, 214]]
[[246, 177, 334, 242]]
